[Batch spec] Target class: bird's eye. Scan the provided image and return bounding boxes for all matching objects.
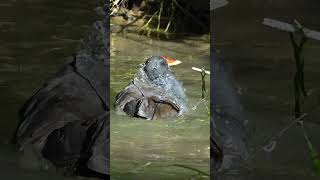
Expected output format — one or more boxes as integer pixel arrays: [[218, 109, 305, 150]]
[[161, 59, 167, 65]]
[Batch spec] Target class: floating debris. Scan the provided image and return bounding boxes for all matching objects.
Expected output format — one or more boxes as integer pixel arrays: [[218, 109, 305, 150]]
[[262, 18, 320, 41], [210, 0, 229, 11], [192, 67, 210, 75], [130, 162, 152, 173]]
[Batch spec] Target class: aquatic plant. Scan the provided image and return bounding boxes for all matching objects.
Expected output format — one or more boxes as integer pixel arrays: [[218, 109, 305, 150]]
[[262, 18, 320, 175], [110, 0, 209, 39], [191, 67, 210, 116], [173, 164, 209, 179]]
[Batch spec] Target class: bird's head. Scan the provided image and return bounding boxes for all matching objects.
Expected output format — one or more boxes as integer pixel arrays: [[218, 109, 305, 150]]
[[144, 56, 181, 81], [160, 56, 182, 66]]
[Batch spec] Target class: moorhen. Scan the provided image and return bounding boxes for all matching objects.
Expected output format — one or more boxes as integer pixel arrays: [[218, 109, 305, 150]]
[[13, 3, 109, 179], [115, 55, 187, 120], [211, 39, 249, 174]]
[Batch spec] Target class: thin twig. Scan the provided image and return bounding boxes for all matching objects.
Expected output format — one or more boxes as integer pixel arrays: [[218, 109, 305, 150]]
[[243, 113, 308, 163], [173, 164, 209, 176], [141, 10, 158, 29], [165, 0, 175, 33], [157, 0, 163, 32]]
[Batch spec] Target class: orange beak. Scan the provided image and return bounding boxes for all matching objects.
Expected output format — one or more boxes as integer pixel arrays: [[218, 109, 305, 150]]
[[161, 56, 182, 66]]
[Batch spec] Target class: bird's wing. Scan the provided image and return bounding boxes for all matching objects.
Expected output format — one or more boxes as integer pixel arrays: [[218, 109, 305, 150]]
[[16, 65, 104, 151], [86, 112, 110, 175], [114, 83, 143, 114]]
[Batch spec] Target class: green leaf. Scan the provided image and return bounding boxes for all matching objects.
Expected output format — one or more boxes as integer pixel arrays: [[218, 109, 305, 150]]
[[308, 143, 320, 174]]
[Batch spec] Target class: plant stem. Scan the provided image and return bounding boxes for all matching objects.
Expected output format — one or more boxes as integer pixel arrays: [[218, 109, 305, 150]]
[[157, 0, 163, 32], [165, 0, 175, 33], [201, 68, 207, 99], [173, 164, 209, 176]]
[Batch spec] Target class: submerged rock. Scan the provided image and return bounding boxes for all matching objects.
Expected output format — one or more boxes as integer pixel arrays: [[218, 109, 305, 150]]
[[115, 56, 187, 120]]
